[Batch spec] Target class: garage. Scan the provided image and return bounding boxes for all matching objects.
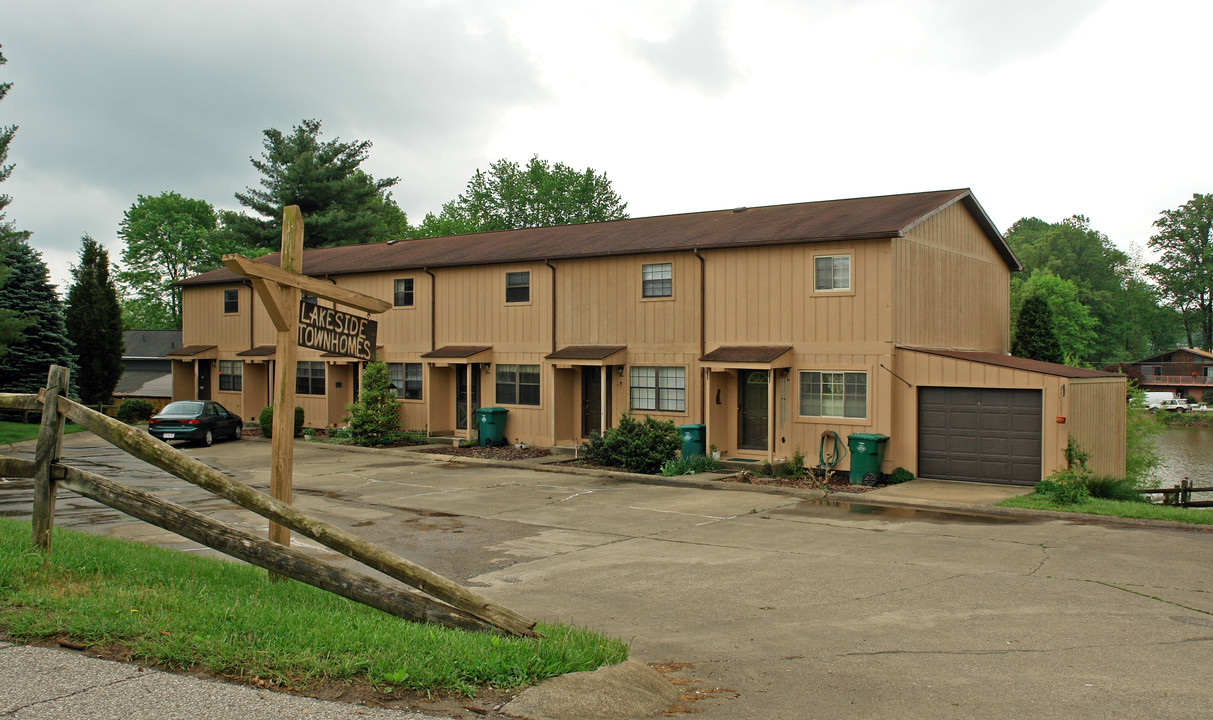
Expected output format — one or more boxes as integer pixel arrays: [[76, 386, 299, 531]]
[[917, 387, 1042, 485]]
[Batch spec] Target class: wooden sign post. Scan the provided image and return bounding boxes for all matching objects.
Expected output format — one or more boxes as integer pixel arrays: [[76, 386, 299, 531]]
[[223, 206, 390, 551]]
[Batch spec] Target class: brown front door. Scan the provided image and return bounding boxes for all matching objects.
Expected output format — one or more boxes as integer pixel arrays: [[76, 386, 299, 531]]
[[738, 370, 769, 450], [582, 367, 604, 437]]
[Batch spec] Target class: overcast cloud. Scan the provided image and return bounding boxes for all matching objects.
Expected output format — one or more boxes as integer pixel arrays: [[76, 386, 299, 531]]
[[2, 0, 1210, 292]]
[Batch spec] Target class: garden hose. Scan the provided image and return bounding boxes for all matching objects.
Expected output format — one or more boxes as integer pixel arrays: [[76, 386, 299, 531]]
[[819, 430, 845, 469]]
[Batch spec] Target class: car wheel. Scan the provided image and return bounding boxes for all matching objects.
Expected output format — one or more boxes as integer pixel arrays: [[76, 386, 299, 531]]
[[232, 423, 242, 441], [202, 429, 213, 447]]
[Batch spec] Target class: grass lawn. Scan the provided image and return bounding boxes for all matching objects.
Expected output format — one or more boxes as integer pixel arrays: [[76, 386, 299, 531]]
[[0, 420, 88, 444], [997, 493, 1213, 525], [0, 518, 626, 695]]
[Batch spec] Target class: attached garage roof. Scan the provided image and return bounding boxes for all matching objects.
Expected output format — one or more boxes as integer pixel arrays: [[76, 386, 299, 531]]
[[180, 189, 1016, 286], [909, 349, 1120, 379]]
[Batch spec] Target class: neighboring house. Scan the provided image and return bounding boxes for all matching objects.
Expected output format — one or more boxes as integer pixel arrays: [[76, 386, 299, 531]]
[[1109, 348, 1213, 399], [112, 329, 182, 412], [173, 189, 1126, 485]]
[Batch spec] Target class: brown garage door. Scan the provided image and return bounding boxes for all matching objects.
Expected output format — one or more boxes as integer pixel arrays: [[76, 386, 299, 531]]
[[918, 387, 1042, 485]]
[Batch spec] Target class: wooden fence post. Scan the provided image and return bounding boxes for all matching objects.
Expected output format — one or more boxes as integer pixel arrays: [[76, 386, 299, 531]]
[[32, 365, 70, 551]]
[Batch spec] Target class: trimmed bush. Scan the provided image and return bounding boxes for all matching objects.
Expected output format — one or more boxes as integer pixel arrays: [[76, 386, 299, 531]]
[[888, 466, 915, 484], [115, 398, 154, 424], [582, 412, 679, 474], [660, 455, 722, 476], [258, 406, 304, 439]]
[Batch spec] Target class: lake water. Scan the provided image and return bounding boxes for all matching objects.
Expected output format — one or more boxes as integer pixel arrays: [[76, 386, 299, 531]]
[[1153, 427, 1213, 501]]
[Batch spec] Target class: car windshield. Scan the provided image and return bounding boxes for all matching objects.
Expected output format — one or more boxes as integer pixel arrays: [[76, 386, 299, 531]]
[[161, 401, 204, 415]]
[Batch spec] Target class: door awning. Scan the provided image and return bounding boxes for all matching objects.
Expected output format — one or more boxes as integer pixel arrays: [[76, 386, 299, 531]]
[[166, 344, 217, 360], [699, 345, 793, 370], [545, 345, 626, 367], [421, 345, 493, 365]]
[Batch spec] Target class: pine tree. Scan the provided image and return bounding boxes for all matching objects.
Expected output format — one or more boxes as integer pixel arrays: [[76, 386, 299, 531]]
[[0, 242, 76, 392], [344, 361, 401, 446], [66, 235, 124, 404], [0, 44, 33, 358], [1011, 295, 1064, 364]]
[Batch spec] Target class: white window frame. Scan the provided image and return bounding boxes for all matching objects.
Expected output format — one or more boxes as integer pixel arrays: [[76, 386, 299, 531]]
[[218, 360, 242, 391], [393, 278, 414, 307], [641, 262, 673, 298], [389, 362, 423, 400], [496, 364, 540, 406], [505, 271, 530, 304], [223, 289, 239, 314], [799, 370, 867, 419], [813, 254, 851, 292], [629, 366, 686, 412]]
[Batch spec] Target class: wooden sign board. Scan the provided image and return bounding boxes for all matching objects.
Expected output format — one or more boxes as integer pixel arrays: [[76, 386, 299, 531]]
[[298, 301, 378, 361]]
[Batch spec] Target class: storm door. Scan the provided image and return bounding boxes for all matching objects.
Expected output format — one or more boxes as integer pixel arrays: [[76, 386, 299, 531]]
[[738, 370, 769, 450], [455, 363, 481, 430], [581, 367, 607, 437]]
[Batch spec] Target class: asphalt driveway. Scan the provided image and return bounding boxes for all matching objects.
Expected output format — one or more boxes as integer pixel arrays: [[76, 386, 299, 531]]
[[4, 433, 1213, 719]]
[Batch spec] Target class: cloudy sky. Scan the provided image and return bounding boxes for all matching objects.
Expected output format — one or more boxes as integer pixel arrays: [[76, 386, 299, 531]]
[[3, 0, 1210, 292]]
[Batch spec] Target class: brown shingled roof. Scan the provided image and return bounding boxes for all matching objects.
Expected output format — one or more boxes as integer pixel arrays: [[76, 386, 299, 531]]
[[166, 344, 217, 357], [909, 349, 1121, 379], [180, 189, 1015, 286], [420, 345, 492, 359], [546, 345, 627, 360], [236, 345, 276, 357], [701, 346, 793, 364]]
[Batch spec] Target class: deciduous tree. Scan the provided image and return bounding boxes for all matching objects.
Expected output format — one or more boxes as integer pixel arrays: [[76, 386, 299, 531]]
[[1146, 194, 1213, 350], [66, 236, 124, 404], [116, 191, 226, 329], [412, 155, 627, 237], [220, 119, 404, 249]]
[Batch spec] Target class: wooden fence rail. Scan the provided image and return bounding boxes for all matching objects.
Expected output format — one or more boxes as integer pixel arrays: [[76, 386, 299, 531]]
[[0, 367, 537, 637], [1138, 480, 1213, 508]]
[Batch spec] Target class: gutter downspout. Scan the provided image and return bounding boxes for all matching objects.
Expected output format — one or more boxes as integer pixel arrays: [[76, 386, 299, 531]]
[[544, 260, 557, 355], [693, 249, 707, 427], [423, 267, 436, 352]]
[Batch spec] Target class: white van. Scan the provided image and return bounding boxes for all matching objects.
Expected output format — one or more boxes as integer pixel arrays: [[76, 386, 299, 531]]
[[1145, 392, 1191, 412]]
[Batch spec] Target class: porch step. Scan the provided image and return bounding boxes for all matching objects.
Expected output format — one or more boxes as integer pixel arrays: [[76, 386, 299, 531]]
[[428, 435, 464, 447]]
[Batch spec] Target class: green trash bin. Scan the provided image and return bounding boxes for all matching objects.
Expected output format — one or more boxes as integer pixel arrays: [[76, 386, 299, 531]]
[[475, 407, 509, 447], [678, 424, 706, 458], [847, 433, 889, 485]]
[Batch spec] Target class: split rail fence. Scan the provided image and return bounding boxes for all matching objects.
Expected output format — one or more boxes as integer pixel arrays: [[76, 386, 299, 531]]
[[1138, 479, 1213, 508], [0, 365, 537, 638]]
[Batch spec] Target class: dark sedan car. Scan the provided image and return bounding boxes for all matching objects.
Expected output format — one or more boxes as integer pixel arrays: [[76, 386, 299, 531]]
[[148, 400, 243, 446]]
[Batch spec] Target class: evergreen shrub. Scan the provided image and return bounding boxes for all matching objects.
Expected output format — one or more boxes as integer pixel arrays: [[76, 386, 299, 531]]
[[582, 412, 679, 474], [115, 398, 154, 424], [258, 405, 304, 439]]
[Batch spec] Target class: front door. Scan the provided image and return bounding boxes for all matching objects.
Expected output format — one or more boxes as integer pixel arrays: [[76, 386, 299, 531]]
[[738, 370, 769, 450], [456, 363, 481, 431], [196, 360, 212, 400], [582, 367, 605, 437]]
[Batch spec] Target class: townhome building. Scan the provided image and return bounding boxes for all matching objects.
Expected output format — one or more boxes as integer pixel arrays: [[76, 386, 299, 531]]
[[172, 189, 1126, 485]]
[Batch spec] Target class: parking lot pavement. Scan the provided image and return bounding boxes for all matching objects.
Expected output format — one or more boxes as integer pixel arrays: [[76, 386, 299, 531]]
[[5, 433, 1213, 719]]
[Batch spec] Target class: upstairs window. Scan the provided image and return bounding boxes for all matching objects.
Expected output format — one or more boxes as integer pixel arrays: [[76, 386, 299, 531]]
[[814, 255, 850, 292], [223, 289, 239, 313], [642, 263, 673, 298], [394, 278, 414, 307], [506, 272, 530, 303]]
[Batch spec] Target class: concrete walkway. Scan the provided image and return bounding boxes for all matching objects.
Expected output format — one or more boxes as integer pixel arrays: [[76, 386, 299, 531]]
[[3, 434, 1213, 719]]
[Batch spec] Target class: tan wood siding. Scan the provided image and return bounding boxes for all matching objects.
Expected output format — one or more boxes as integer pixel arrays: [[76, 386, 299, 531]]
[[435, 263, 550, 353], [890, 349, 1128, 482], [1068, 378, 1127, 478], [896, 203, 1010, 352], [704, 241, 892, 349]]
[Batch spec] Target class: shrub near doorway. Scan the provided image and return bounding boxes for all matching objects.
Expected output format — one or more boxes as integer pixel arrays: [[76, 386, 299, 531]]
[[582, 412, 679, 474]]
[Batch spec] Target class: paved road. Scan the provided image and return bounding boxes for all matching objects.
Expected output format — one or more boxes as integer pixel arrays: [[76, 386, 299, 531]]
[[4, 433, 1213, 719]]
